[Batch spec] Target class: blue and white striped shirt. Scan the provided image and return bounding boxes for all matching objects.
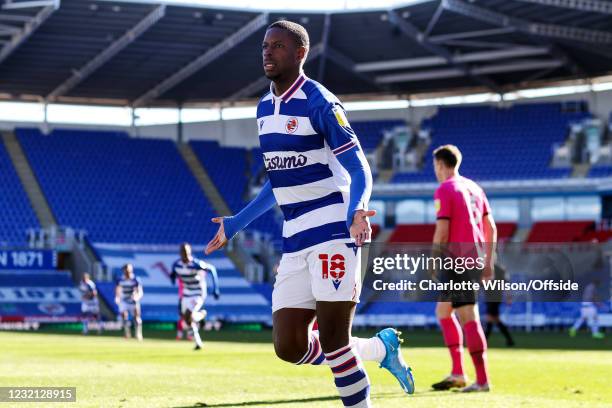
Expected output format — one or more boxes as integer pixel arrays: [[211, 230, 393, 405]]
[[256, 74, 368, 254], [117, 277, 141, 304]]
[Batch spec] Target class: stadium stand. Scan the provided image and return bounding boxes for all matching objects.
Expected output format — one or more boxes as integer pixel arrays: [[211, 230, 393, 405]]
[[392, 102, 590, 183], [0, 139, 39, 246], [587, 166, 612, 178], [387, 222, 516, 243], [16, 128, 216, 244], [0, 270, 81, 321], [388, 224, 435, 243], [496, 222, 518, 242], [93, 244, 271, 323], [526, 221, 595, 243], [351, 120, 405, 152]]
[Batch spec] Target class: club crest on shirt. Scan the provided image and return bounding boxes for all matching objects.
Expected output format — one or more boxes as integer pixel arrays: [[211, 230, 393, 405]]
[[286, 117, 299, 134]]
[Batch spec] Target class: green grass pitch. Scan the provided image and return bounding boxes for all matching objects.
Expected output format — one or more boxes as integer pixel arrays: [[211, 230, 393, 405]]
[[1, 329, 611, 408]]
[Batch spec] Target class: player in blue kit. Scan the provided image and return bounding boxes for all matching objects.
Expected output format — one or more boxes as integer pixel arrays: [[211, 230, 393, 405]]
[[206, 20, 414, 407], [171, 242, 220, 350], [115, 264, 143, 341], [79, 273, 101, 335]]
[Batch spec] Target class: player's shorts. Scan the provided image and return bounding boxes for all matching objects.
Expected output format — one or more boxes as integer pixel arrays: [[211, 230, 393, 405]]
[[438, 268, 480, 308], [119, 300, 139, 315], [181, 295, 205, 314], [81, 300, 99, 314], [272, 241, 362, 313], [485, 301, 500, 317]]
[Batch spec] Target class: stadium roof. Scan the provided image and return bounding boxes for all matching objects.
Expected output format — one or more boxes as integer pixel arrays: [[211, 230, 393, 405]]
[[0, 0, 611, 107]]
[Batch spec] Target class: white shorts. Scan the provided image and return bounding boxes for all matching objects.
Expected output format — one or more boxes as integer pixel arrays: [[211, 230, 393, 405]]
[[272, 242, 362, 313], [119, 301, 139, 316], [81, 300, 99, 314], [181, 295, 205, 314]]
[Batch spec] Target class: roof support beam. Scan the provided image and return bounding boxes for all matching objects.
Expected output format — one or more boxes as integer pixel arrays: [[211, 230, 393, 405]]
[[47, 5, 166, 101], [428, 27, 516, 43], [375, 59, 564, 84], [442, 0, 612, 43], [317, 13, 331, 82], [325, 46, 385, 90], [0, 13, 32, 23], [515, 0, 612, 15], [355, 46, 550, 72], [0, 22, 21, 34], [0, 0, 57, 66], [423, 2, 444, 37], [133, 12, 269, 107], [2, 0, 56, 9], [387, 9, 501, 93]]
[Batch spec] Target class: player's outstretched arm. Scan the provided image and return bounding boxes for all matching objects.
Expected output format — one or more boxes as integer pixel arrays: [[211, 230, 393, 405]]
[[205, 180, 276, 255]]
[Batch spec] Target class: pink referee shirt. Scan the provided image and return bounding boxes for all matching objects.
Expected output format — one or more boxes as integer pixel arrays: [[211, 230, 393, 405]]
[[434, 175, 491, 244]]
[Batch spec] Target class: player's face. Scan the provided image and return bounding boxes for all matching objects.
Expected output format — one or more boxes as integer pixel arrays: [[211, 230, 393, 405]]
[[262, 28, 305, 81], [180, 244, 191, 262], [123, 265, 133, 279]]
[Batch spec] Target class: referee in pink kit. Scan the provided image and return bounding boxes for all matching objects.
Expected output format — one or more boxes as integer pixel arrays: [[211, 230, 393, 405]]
[[430, 145, 497, 393]]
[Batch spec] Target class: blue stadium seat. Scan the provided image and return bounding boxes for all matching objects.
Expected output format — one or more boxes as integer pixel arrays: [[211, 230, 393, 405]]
[[16, 128, 216, 244], [392, 103, 589, 183], [0, 140, 39, 246]]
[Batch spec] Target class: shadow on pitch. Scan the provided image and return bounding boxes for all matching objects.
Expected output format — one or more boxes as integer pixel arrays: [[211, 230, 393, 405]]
[[170, 395, 339, 407], [171, 392, 404, 407]]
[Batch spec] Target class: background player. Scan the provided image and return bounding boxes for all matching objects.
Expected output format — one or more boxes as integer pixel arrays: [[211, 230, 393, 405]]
[[206, 20, 414, 407], [171, 242, 219, 350], [484, 263, 514, 346], [430, 145, 496, 393], [79, 273, 101, 335], [570, 279, 606, 339], [114, 263, 143, 341]]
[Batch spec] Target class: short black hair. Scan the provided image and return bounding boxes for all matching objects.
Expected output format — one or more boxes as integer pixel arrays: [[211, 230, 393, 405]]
[[267, 20, 310, 48], [433, 144, 462, 169]]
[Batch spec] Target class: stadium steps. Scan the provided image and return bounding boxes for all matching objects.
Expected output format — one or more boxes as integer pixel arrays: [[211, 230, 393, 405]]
[[571, 163, 591, 178], [374, 227, 393, 243], [1, 132, 56, 228], [177, 143, 232, 217], [176, 143, 249, 275], [512, 227, 531, 243]]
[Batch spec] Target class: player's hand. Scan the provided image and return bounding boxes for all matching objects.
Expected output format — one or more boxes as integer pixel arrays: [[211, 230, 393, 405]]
[[349, 209, 376, 247], [205, 217, 228, 255], [114, 297, 120, 305]]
